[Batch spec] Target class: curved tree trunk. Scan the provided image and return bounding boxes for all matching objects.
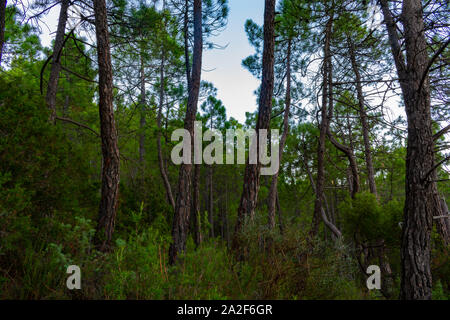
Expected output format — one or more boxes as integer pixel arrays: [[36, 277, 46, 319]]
[[46, 0, 70, 124], [303, 154, 342, 239], [139, 51, 146, 166], [93, 0, 120, 252], [157, 44, 175, 211], [347, 36, 377, 196], [268, 39, 291, 230], [311, 14, 333, 237]]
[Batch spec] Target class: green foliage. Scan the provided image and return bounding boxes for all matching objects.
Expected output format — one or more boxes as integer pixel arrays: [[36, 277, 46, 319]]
[[432, 281, 449, 300], [340, 193, 402, 245]]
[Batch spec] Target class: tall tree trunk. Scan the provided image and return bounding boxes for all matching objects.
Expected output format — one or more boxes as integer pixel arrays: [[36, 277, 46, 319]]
[[276, 190, 284, 235], [184, 0, 191, 92], [232, 0, 276, 249], [139, 51, 146, 165], [311, 14, 333, 237], [302, 153, 342, 239], [380, 0, 439, 300], [46, 0, 70, 124], [326, 57, 359, 199], [169, 0, 202, 265], [63, 70, 71, 117], [191, 163, 202, 247], [224, 179, 230, 244], [347, 36, 377, 196], [268, 39, 291, 230], [435, 197, 450, 246], [157, 43, 175, 210], [208, 165, 214, 238], [184, 0, 203, 245], [0, 0, 6, 66], [93, 0, 120, 252]]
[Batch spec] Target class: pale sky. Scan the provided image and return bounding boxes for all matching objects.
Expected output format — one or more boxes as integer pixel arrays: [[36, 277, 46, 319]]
[[202, 0, 264, 122], [37, 0, 266, 123]]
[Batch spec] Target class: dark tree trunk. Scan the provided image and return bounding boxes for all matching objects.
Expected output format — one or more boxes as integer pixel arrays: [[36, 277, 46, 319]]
[[311, 14, 333, 237], [93, 0, 120, 252], [326, 59, 359, 199], [435, 197, 450, 246], [184, 0, 202, 246], [63, 70, 71, 117], [139, 51, 146, 165], [208, 165, 214, 238], [0, 0, 6, 66], [233, 0, 276, 249], [380, 0, 438, 300], [184, 0, 191, 92], [157, 45, 175, 210], [46, 0, 70, 124], [276, 190, 284, 235], [191, 164, 202, 247], [302, 153, 342, 239], [169, 0, 202, 265], [347, 36, 377, 196], [224, 179, 230, 244], [268, 39, 291, 230]]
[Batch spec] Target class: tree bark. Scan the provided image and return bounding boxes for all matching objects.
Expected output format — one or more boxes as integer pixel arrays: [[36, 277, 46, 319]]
[[311, 14, 333, 238], [184, 0, 191, 92], [232, 0, 276, 249], [326, 59, 360, 199], [268, 39, 291, 230], [191, 163, 202, 247], [139, 50, 146, 165], [46, 0, 70, 124], [0, 0, 6, 66], [276, 190, 284, 234], [157, 43, 175, 210], [208, 165, 214, 238], [169, 0, 202, 265], [302, 153, 342, 239], [434, 197, 450, 246], [380, 0, 438, 300], [93, 0, 120, 252], [347, 36, 377, 196]]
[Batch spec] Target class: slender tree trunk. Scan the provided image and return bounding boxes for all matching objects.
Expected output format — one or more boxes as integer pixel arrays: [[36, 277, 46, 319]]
[[0, 0, 7, 66], [208, 165, 214, 238], [169, 0, 202, 265], [233, 0, 276, 249], [347, 36, 377, 196], [276, 190, 284, 234], [380, 0, 437, 300], [184, 0, 191, 92], [46, 0, 70, 124], [157, 44, 175, 210], [139, 51, 146, 165], [224, 179, 230, 244], [302, 153, 342, 239], [191, 163, 202, 247], [326, 63, 360, 198], [93, 0, 120, 252], [435, 197, 450, 246], [268, 39, 291, 230], [311, 14, 333, 237], [63, 70, 71, 118]]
